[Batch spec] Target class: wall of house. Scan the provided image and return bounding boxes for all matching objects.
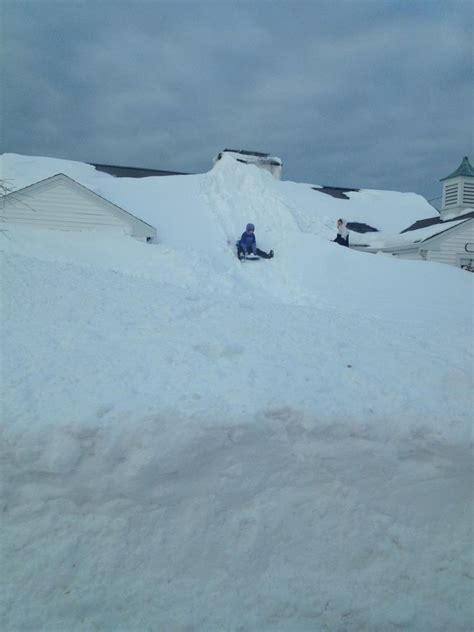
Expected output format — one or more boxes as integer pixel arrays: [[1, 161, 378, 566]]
[[391, 249, 423, 261], [0, 179, 156, 242], [425, 222, 474, 268], [1, 180, 130, 234]]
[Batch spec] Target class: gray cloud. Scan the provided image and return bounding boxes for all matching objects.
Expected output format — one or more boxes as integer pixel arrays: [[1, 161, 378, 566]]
[[2, 0, 473, 199]]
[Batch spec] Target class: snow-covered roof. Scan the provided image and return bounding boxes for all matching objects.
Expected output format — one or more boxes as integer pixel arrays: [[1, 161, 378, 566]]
[[214, 149, 282, 166], [402, 210, 474, 232], [278, 180, 436, 237], [2, 172, 156, 233], [91, 163, 189, 178], [353, 213, 474, 250], [312, 185, 360, 200], [0, 152, 438, 243]]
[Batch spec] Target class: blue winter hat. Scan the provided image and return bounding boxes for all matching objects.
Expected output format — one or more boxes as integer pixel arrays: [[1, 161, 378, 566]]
[[246, 223, 255, 231]]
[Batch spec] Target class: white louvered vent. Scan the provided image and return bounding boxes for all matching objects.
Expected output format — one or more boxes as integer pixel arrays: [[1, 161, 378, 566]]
[[462, 183, 474, 206], [444, 183, 459, 206]]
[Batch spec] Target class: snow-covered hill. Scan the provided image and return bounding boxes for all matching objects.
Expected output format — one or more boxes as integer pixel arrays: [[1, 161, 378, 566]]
[[1, 153, 473, 631]]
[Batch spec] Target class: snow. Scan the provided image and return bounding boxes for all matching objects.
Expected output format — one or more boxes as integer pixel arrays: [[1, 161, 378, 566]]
[[1, 153, 473, 631], [277, 179, 437, 239]]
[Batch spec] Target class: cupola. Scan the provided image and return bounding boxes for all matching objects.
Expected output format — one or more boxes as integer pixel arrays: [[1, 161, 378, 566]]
[[440, 156, 474, 218]]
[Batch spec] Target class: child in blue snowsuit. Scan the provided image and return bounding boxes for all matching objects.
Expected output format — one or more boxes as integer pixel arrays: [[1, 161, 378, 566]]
[[237, 223, 274, 260]]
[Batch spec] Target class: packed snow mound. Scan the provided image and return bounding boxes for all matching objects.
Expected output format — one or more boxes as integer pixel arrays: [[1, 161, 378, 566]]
[[0, 152, 468, 322], [1, 152, 473, 631], [1, 152, 436, 242]]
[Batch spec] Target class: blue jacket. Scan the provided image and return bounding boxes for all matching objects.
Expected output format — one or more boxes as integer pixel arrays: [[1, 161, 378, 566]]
[[239, 231, 256, 254]]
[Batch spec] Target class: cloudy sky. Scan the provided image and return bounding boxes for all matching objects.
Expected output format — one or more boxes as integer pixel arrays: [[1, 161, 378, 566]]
[[2, 0, 473, 199]]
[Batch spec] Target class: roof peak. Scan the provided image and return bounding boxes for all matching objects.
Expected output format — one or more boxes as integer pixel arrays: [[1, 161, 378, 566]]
[[440, 156, 474, 181]]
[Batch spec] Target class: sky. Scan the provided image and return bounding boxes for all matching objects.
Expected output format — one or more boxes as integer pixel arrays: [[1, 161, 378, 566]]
[[1, 0, 473, 200]]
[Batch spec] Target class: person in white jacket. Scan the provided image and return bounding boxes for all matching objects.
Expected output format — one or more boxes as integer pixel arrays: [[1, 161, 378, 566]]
[[333, 218, 349, 247]]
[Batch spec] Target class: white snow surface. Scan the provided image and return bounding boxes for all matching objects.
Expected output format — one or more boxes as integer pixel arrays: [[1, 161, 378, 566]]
[[1, 153, 473, 631]]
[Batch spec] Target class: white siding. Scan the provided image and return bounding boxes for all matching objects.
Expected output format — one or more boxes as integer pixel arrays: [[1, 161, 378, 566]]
[[441, 176, 474, 217], [462, 181, 474, 207], [443, 182, 459, 208], [425, 221, 474, 267], [392, 250, 423, 261], [1, 179, 127, 233]]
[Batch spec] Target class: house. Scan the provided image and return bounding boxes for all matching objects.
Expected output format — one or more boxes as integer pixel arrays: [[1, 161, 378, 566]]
[[213, 149, 283, 179], [352, 213, 474, 270], [0, 173, 156, 242], [350, 156, 474, 270]]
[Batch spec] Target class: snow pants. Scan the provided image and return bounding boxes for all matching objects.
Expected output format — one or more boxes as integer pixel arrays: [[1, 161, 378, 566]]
[[237, 244, 273, 259], [334, 235, 349, 247]]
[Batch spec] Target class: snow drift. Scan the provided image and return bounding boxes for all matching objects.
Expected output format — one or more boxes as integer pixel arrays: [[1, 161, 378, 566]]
[[1, 153, 473, 631]]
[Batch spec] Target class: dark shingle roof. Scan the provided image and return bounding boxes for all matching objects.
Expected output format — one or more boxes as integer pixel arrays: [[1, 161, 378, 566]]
[[312, 186, 360, 200], [400, 211, 474, 234], [420, 217, 474, 243], [346, 222, 378, 233], [217, 149, 282, 166], [90, 163, 189, 178], [223, 148, 270, 158]]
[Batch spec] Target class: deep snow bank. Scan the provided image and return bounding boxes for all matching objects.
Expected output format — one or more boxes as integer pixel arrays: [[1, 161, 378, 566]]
[[3, 237, 471, 437], [3, 403, 472, 631], [1, 153, 473, 631], [1, 151, 436, 241]]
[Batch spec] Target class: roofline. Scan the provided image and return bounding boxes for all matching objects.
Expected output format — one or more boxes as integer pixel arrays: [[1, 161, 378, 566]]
[[419, 216, 474, 245], [354, 217, 474, 254], [440, 174, 474, 181], [3, 173, 156, 232], [440, 156, 474, 181], [353, 243, 421, 254], [90, 163, 190, 176], [400, 216, 440, 233], [400, 211, 474, 234], [223, 148, 270, 158], [216, 149, 282, 166]]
